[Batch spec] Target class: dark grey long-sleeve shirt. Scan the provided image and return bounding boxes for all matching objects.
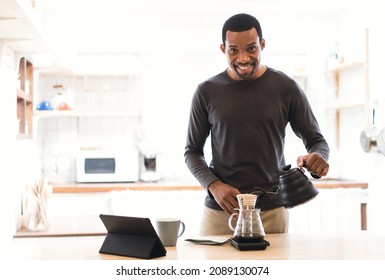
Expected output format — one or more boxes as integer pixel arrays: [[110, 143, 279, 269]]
[[185, 67, 329, 210]]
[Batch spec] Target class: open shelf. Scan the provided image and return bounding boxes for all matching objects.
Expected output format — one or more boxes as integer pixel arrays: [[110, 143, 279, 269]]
[[16, 57, 34, 139]]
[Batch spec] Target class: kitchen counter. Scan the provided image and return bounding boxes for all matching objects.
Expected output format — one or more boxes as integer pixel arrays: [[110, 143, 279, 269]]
[[14, 215, 107, 238], [50, 179, 368, 193], [17, 179, 366, 238], [51, 180, 204, 193], [4, 231, 385, 260], [50, 179, 368, 230]]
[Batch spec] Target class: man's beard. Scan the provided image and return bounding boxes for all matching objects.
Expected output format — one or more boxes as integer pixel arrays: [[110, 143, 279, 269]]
[[233, 63, 257, 80]]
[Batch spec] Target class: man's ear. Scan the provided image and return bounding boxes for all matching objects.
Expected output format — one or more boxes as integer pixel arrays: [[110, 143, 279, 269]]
[[220, 43, 225, 54], [260, 39, 266, 51]]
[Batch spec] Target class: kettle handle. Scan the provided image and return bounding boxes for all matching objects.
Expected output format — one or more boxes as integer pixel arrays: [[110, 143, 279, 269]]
[[228, 212, 238, 231], [303, 160, 322, 179]]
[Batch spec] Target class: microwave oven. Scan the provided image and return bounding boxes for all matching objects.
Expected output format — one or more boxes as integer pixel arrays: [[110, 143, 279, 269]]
[[76, 149, 139, 183]]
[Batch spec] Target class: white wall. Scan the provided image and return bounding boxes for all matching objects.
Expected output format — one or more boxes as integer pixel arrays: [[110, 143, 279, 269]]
[[0, 44, 17, 244]]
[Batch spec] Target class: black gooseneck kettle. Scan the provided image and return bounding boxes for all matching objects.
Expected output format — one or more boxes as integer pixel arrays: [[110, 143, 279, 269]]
[[252, 164, 319, 209]]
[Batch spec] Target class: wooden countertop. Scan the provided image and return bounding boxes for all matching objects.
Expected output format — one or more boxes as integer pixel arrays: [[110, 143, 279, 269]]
[[51, 179, 368, 193], [4, 231, 385, 260]]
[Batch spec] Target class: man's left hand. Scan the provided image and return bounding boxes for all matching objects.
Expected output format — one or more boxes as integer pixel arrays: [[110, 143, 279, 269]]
[[297, 152, 329, 178]]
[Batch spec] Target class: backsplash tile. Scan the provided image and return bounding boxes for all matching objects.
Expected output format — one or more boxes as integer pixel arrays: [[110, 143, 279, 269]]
[[36, 75, 142, 182]]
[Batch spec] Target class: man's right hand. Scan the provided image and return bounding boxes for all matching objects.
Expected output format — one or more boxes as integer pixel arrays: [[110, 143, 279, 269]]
[[208, 181, 240, 215]]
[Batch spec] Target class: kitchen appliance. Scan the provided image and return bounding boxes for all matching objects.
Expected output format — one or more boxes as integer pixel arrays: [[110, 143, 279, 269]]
[[252, 164, 319, 209], [278, 165, 319, 208], [136, 128, 162, 182], [76, 148, 139, 183], [226, 193, 270, 251], [139, 153, 161, 182], [228, 193, 265, 239]]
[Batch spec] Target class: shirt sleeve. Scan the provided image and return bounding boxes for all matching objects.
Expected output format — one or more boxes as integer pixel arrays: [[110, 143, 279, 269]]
[[184, 88, 219, 189], [288, 81, 330, 162]]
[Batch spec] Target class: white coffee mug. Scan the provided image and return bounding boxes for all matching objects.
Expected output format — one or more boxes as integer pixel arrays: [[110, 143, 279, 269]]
[[156, 218, 185, 247]]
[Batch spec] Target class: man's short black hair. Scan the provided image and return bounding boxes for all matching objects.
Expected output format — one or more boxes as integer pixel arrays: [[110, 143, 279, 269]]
[[222, 13, 263, 44]]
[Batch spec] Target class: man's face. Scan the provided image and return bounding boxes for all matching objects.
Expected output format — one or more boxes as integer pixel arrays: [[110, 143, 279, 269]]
[[220, 28, 265, 80]]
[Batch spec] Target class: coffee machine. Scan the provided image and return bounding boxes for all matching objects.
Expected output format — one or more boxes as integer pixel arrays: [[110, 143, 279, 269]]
[[137, 129, 161, 182], [139, 152, 161, 182]]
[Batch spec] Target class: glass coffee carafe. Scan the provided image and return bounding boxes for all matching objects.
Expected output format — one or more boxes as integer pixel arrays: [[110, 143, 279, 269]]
[[228, 193, 265, 239]]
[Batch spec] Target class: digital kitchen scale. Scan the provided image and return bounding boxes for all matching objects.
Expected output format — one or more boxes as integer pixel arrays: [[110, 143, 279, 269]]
[[229, 237, 270, 251]]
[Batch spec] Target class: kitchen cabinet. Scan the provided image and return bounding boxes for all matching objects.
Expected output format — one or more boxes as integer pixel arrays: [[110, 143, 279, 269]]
[[16, 57, 34, 139], [326, 28, 369, 148]]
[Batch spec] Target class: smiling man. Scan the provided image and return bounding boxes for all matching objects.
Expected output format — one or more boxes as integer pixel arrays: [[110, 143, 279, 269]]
[[221, 24, 265, 80], [184, 13, 330, 235]]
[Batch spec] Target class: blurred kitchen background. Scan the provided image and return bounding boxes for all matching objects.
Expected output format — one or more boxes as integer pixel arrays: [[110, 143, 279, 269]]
[[1, 0, 385, 240]]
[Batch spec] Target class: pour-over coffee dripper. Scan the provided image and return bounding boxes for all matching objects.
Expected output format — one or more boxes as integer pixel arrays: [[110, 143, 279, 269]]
[[228, 194, 265, 239]]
